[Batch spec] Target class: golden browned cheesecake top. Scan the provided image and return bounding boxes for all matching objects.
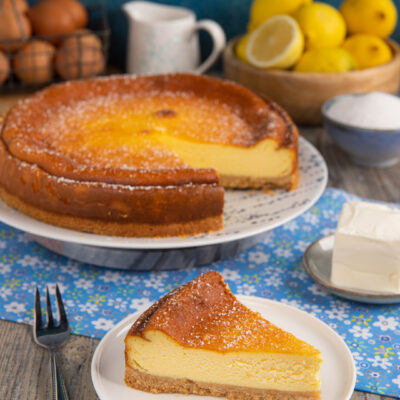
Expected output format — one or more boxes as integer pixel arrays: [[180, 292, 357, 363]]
[[1, 74, 297, 186], [127, 271, 320, 355]]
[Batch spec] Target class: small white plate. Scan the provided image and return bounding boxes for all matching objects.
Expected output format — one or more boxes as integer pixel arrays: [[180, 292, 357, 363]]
[[0, 137, 327, 249], [303, 235, 400, 304], [91, 295, 356, 400]]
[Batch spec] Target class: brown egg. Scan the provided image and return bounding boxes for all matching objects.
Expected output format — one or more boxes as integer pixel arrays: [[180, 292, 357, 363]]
[[1, 0, 29, 14], [0, 52, 10, 85], [28, 1, 76, 37], [15, 0, 29, 14], [0, 0, 29, 14], [50, 0, 88, 29], [55, 32, 104, 80], [14, 40, 56, 84], [0, 4, 31, 52]]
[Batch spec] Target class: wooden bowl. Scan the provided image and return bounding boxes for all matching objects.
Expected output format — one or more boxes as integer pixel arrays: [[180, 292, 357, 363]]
[[223, 37, 400, 126]]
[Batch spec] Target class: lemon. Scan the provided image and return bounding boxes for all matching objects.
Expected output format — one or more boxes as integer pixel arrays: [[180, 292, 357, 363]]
[[293, 2, 347, 49], [342, 34, 393, 69], [235, 34, 250, 63], [246, 15, 304, 69], [294, 47, 356, 73], [248, 0, 312, 31], [340, 0, 397, 39]]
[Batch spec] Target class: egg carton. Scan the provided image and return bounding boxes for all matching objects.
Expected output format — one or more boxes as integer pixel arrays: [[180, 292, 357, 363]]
[[0, 0, 110, 92]]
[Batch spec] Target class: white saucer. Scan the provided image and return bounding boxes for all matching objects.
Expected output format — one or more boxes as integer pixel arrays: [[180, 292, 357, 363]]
[[0, 137, 327, 249], [91, 295, 356, 400], [303, 235, 400, 304]]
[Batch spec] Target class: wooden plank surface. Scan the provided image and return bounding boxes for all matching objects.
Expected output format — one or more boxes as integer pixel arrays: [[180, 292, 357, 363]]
[[0, 93, 398, 399], [0, 318, 396, 400]]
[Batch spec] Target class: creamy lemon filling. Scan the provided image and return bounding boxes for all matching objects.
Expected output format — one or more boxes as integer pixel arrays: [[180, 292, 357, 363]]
[[155, 134, 294, 177], [126, 330, 322, 392]]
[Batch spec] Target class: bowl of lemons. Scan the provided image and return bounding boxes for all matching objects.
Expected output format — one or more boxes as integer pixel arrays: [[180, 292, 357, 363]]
[[223, 0, 400, 125]]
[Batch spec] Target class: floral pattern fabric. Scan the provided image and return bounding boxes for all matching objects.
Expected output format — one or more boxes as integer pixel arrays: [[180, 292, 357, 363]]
[[0, 188, 399, 397]]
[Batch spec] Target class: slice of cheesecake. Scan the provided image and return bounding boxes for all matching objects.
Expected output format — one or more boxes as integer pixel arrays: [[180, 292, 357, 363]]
[[125, 271, 322, 400]]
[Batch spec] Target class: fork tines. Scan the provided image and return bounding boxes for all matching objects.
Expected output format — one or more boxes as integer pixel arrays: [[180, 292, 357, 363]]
[[55, 285, 68, 328], [34, 286, 42, 331], [34, 284, 68, 329]]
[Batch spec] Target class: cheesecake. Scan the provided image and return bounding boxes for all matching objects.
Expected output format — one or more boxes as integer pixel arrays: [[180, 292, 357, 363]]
[[125, 271, 322, 399], [0, 74, 299, 237]]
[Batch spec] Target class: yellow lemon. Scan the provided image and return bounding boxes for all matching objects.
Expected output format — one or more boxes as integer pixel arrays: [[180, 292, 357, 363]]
[[246, 15, 304, 69], [294, 47, 356, 73], [248, 0, 312, 31], [293, 2, 347, 49], [340, 0, 397, 39], [235, 34, 250, 63], [343, 34, 393, 69]]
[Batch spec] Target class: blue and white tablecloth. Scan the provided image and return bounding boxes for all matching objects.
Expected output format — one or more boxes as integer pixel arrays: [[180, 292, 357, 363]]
[[0, 188, 399, 397]]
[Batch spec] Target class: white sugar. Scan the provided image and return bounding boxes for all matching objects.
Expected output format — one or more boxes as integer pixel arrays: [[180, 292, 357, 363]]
[[326, 92, 400, 130]]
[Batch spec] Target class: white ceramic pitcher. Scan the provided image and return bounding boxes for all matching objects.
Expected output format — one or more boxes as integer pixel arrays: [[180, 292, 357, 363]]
[[122, 1, 226, 75]]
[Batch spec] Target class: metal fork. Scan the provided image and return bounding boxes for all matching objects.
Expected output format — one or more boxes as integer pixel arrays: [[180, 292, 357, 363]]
[[34, 285, 70, 400]]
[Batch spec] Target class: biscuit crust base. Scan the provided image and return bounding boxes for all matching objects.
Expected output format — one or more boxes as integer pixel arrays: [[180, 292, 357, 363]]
[[0, 186, 222, 237], [220, 171, 298, 191], [125, 365, 321, 400]]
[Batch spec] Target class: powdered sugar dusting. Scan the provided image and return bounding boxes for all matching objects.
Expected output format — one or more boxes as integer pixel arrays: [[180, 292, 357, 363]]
[[133, 271, 319, 355], [3, 76, 280, 173]]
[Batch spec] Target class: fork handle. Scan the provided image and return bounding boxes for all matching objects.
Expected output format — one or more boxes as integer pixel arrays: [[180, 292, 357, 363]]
[[49, 350, 70, 400]]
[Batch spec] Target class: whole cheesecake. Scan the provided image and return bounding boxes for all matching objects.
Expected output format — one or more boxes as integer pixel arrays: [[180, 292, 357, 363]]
[[0, 74, 298, 237], [125, 271, 322, 399]]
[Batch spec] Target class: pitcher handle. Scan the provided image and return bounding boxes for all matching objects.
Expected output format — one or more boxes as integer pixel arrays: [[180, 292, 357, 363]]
[[193, 20, 226, 74]]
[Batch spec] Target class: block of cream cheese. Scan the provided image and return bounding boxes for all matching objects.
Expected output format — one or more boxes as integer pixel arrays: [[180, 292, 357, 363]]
[[331, 201, 400, 294]]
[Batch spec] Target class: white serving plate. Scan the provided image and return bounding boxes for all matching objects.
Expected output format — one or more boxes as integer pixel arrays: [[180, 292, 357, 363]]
[[91, 295, 356, 400]]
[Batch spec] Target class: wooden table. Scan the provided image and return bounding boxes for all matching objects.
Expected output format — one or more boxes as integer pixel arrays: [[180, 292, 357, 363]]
[[0, 92, 398, 400]]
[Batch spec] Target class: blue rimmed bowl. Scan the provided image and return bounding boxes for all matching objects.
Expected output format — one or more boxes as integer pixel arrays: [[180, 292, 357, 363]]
[[322, 94, 400, 167]]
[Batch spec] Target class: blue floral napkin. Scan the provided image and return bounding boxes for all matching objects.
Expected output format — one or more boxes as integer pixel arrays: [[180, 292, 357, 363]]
[[0, 188, 399, 397]]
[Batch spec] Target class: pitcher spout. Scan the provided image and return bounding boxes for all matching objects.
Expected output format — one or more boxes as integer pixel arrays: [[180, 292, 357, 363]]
[[122, 1, 140, 19]]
